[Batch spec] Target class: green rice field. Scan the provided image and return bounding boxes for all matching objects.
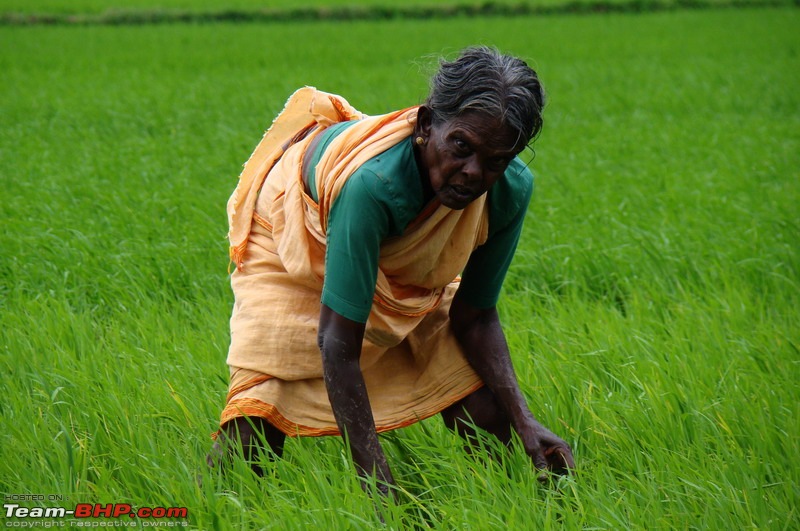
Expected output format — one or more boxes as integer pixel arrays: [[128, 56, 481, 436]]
[[1, 0, 547, 14], [1, 0, 792, 22], [1, 4, 798, 529], [3, 0, 785, 15]]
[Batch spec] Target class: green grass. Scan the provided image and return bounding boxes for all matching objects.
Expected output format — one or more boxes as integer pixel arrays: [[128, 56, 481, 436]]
[[1, 0, 790, 16], [0, 0, 648, 15], [2, 7, 799, 529]]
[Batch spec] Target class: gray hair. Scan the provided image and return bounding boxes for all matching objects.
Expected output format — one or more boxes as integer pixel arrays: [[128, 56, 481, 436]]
[[425, 46, 546, 146]]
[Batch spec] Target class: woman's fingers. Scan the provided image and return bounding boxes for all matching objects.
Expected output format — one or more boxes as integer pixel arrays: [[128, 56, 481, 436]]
[[526, 428, 576, 480], [544, 445, 575, 474]]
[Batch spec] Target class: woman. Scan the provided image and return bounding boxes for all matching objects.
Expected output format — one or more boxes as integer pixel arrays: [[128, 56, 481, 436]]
[[209, 46, 574, 493]]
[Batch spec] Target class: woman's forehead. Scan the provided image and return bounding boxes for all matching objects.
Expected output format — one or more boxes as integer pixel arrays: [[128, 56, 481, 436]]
[[441, 112, 523, 153]]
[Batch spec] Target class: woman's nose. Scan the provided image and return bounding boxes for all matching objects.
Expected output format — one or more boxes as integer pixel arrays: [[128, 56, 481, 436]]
[[461, 156, 483, 183]]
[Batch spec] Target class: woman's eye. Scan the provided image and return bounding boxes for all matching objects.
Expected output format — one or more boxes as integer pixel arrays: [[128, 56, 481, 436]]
[[453, 138, 470, 154]]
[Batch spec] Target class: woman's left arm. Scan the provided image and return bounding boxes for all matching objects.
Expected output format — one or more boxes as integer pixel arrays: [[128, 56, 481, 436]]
[[449, 289, 575, 477]]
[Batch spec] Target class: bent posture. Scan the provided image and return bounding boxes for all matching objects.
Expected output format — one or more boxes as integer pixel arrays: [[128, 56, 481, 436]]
[[209, 46, 574, 493]]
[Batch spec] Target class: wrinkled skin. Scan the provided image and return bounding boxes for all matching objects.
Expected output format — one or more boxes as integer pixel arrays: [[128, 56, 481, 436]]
[[414, 106, 526, 210], [208, 107, 575, 493]]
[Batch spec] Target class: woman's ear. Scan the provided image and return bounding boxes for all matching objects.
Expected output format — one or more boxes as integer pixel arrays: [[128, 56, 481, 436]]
[[416, 105, 433, 138]]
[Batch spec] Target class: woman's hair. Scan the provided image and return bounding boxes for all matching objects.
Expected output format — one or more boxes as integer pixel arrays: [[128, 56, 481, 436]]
[[425, 46, 545, 146]]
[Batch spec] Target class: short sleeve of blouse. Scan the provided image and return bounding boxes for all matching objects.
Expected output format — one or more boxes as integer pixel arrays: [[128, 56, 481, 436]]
[[320, 169, 391, 323]]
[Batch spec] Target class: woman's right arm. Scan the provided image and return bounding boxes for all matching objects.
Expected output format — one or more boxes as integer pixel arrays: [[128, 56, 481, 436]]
[[318, 304, 395, 494]]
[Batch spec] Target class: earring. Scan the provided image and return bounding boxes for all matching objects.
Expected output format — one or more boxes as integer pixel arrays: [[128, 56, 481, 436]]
[[415, 136, 425, 146]]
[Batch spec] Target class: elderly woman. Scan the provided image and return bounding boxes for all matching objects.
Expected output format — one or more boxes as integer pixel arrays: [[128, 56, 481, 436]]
[[209, 46, 574, 493]]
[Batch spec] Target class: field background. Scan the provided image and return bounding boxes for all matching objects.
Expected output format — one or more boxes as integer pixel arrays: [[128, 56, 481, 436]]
[[4, 0, 573, 14], [1, 2, 798, 529], [0, 0, 792, 17]]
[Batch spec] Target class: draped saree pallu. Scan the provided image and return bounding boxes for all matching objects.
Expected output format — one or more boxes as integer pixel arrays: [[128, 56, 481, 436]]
[[218, 87, 490, 437]]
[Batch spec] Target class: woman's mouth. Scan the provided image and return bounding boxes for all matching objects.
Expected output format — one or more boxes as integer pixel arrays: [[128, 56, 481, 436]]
[[447, 184, 473, 202]]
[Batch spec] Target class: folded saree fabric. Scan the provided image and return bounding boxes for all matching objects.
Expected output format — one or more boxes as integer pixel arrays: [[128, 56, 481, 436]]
[[219, 87, 488, 436]]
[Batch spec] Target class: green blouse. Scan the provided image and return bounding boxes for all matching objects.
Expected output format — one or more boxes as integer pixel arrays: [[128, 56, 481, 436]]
[[305, 121, 534, 323]]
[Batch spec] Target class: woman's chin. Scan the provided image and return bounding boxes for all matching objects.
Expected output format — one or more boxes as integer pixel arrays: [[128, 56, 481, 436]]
[[437, 190, 474, 210]]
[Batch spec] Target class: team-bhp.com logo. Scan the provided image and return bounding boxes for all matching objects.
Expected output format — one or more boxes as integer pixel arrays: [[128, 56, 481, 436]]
[[4, 501, 188, 528]]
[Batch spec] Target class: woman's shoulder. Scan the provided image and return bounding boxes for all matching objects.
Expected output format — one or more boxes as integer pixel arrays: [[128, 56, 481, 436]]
[[488, 156, 534, 218], [504, 156, 535, 191], [350, 138, 422, 202], [356, 137, 418, 184], [483, 157, 534, 236], [337, 137, 424, 235]]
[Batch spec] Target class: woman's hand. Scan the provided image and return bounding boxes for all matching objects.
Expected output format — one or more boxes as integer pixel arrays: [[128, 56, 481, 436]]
[[450, 291, 576, 481], [519, 422, 575, 480]]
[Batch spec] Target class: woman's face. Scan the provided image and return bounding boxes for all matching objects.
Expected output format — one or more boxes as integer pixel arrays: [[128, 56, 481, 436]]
[[416, 108, 524, 210]]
